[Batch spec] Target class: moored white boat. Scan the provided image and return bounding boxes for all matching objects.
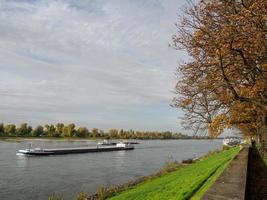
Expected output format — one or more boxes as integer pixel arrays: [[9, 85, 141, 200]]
[[223, 137, 242, 146], [97, 140, 116, 146], [116, 142, 134, 148]]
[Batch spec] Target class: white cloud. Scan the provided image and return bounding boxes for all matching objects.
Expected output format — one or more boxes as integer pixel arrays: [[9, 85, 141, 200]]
[[0, 0, 187, 131]]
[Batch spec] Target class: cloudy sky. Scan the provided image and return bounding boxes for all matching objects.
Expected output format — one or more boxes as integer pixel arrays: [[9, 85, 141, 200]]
[[0, 0, 188, 132]]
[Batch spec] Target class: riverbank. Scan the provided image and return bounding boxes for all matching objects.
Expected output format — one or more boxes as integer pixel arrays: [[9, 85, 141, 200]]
[[0, 136, 99, 142], [0, 136, 220, 142], [73, 147, 239, 200]]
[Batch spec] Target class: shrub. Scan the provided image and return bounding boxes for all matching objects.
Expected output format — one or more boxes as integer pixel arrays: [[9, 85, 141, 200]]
[[76, 192, 88, 200], [222, 145, 230, 151], [48, 193, 63, 200]]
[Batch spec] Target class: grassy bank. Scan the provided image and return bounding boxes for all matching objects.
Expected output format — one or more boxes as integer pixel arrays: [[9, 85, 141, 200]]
[[105, 147, 239, 200]]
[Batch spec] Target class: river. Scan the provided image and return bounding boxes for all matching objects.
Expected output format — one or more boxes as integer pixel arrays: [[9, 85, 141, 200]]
[[0, 139, 222, 200]]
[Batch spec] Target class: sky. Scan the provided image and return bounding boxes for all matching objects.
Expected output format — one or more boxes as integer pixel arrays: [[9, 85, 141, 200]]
[[0, 0, 189, 132]]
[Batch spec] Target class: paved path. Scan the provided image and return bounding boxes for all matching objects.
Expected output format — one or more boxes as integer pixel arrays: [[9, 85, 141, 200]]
[[202, 147, 249, 200]]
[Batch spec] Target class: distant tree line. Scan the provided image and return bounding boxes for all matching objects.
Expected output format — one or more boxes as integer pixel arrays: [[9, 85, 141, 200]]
[[0, 123, 210, 139]]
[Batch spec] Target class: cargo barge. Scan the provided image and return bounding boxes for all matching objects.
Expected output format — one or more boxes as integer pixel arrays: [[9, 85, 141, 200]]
[[17, 142, 134, 156]]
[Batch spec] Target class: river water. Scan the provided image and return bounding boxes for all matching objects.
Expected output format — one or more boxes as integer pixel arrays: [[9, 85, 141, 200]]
[[0, 139, 222, 200]]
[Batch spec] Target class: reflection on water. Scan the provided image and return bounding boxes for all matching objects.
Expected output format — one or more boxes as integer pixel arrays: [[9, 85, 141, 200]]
[[16, 155, 28, 168], [113, 150, 127, 168], [0, 139, 222, 200]]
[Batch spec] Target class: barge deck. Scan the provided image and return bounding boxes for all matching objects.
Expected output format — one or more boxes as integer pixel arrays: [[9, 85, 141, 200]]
[[17, 143, 134, 156]]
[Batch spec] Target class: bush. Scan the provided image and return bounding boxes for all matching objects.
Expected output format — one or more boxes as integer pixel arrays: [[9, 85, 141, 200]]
[[48, 193, 63, 200], [182, 158, 194, 164], [76, 192, 88, 200], [222, 145, 230, 151], [97, 186, 108, 200]]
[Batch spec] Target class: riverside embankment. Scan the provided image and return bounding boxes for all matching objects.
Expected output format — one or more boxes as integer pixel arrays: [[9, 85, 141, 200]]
[[100, 146, 267, 200], [91, 147, 240, 200]]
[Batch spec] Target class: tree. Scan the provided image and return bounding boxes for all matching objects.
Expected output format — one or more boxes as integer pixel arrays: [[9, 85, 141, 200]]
[[76, 127, 89, 137], [62, 126, 69, 137], [28, 126, 32, 136], [32, 125, 44, 137], [62, 123, 76, 137], [108, 129, 118, 139], [4, 124, 16, 136], [99, 130, 105, 138], [91, 128, 99, 138], [128, 129, 136, 139], [172, 0, 267, 141], [55, 123, 64, 137], [17, 123, 32, 136], [44, 124, 56, 137], [162, 131, 172, 139], [0, 123, 4, 136], [119, 129, 127, 139]]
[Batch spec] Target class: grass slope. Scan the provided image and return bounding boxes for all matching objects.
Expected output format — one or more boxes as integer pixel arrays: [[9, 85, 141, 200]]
[[108, 147, 239, 200]]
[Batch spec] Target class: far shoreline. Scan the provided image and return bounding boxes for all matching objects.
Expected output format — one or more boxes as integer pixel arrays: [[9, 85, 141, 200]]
[[0, 136, 223, 142]]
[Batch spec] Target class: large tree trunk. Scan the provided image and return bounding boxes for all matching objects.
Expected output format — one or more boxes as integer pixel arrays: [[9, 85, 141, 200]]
[[260, 116, 267, 158]]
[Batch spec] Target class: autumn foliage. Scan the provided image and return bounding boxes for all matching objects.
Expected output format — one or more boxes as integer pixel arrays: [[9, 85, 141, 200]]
[[172, 0, 267, 138]]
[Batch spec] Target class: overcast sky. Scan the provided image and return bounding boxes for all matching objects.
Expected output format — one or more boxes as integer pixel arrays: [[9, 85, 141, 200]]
[[0, 0, 189, 132]]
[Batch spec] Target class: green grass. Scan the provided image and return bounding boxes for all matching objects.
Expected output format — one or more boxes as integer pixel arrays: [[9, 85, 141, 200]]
[[108, 147, 239, 200]]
